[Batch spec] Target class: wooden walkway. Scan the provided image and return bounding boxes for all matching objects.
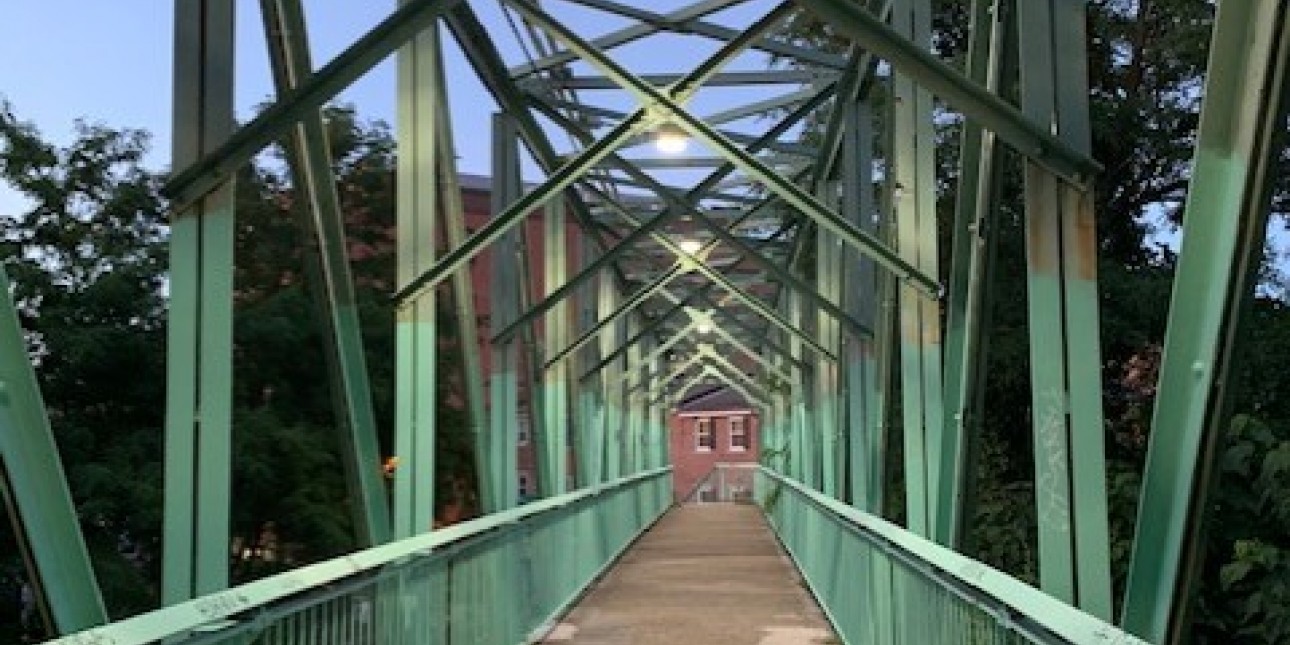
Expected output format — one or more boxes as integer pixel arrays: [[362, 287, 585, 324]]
[[542, 504, 836, 645]]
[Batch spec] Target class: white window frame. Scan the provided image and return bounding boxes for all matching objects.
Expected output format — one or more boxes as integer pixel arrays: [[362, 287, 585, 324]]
[[729, 416, 748, 452], [517, 414, 530, 446], [695, 417, 714, 452]]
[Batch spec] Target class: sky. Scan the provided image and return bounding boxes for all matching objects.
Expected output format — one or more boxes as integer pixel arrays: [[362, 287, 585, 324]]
[[0, 2, 506, 180], [0, 0, 782, 207]]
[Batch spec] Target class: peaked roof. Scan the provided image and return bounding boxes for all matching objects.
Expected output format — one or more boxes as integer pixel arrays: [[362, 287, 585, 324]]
[[677, 386, 753, 414]]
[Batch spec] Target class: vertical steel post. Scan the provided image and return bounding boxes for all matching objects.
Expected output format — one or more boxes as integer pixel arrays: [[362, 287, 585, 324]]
[[625, 318, 645, 474], [841, 98, 881, 511], [1122, 1, 1289, 640], [392, 13, 438, 537], [934, 0, 1005, 548], [539, 195, 570, 496], [890, 0, 943, 536], [595, 271, 618, 484], [0, 267, 107, 632], [488, 113, 521, 512], [164, 0, 236, 602], [1016, 0, 1112, 618], [574, 233, 602, 488], [816, 181, 843, 498], [789, 291, 813, 486]]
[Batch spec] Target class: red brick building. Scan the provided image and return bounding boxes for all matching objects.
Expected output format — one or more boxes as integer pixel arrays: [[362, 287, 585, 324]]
[[668, 387, 760, 501]]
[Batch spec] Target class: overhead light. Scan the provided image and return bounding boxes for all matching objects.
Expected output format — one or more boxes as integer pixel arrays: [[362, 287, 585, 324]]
[[654, 123, 689, 154], [697, 320, 713, 335], [678, 238, 703, 255]]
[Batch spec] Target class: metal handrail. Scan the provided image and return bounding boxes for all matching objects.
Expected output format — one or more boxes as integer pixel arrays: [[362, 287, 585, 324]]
[[757, 467, 1146, 645], [42, 467, 671, 645]]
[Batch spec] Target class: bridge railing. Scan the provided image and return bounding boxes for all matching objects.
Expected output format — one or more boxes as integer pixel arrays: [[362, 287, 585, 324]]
[[42, 467, 672, 645], [755, 468, 1147, 645]]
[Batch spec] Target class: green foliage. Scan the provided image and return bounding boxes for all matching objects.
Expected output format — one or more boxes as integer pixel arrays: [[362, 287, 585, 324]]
[[0, 100, 477, 624], [1189, 415, 1290, 643]]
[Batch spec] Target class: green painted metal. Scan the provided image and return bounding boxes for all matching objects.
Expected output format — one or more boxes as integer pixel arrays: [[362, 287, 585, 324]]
[[404, 0, 795, 309], [791, 0, 1098, 186], [486, 114, 522, 513], [504, 0, 937, 297], [0, 267, 107, 633], [164, 0, 236, 603], [539, 196, 571, 496], [43, 469, 672, 645], [934, 0, 1004, 549], [573, 234, 602, 489], [890, 0, 944, 537], [757, 468, 1148, 645], [815, 179, 843, 499], [430, 55, 491, 512], [1016, 0, 1112, 618], [164, 0, 461, 208], [392, 15, 438, 537], [1122, 1, 1290, 640], [259, 0, 391, 547], [549, 0, 846, 70], [839, 97, 881, 512], [510, 0, 746, 76]]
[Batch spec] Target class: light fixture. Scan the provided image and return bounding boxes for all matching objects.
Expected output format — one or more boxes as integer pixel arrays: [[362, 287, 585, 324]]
[[678, 238, 703, 255], [654, 122, 689, 154], [696, 319, 713, 335]]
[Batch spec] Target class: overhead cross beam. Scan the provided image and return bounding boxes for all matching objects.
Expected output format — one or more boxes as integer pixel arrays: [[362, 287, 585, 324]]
[[505, 0, 940, 297]]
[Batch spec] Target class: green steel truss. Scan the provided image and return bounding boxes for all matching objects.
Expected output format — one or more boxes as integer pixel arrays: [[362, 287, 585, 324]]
[[3, 1, 1285, 643]]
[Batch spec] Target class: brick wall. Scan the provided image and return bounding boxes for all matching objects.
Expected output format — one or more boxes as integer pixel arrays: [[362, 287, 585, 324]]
[[668, 412, 759, 501]]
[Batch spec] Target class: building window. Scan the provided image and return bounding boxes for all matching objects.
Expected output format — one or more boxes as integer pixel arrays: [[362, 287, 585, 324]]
[[517, 415, 530, 446], [695, 418, 714, 452], [518, 470, 532, 497], [729, 417, 748, 451]]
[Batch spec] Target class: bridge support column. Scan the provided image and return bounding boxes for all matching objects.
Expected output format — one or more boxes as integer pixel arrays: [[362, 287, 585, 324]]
[[392, 17, 439, 536], [486, 113, 521, 513], [890, 0, 945, 537], [935, 0, 1006, 549], [164, 0, 237, 603], [539, 194, 570, 496], [1123, 0, 1290, 640], [1015, 0, 1113, 618], [816, 182, 843, 499], [840, 98, 883, 513]]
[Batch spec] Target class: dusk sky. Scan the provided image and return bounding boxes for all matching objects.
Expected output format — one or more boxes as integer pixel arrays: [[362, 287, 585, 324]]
[[0, 1, 780, 191]]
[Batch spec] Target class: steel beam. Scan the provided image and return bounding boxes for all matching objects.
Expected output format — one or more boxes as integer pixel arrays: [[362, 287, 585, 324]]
[[0, 268, 107, 633], [392, 14, 438, 537], [508, 0, 940, 297], [260, 0, 390, 547], [1016, 0, 1112, 617], [1122, 1, 1290, 640], [934, 0, 1005, 549], [790, 0, 1099, 185], [164, 0, 461, 208], [163, 0, 236, 603], [549, 0, 847, 69], [890, 0, 943, 537], [509, 0, 751, 76], [539, 196, 571, 496], [431, 50, 491, 513]]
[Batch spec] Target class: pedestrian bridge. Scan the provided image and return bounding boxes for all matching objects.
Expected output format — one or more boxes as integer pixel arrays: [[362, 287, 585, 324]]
[[6, 0, 1287, 644], [38, 466, 1142, 645]]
